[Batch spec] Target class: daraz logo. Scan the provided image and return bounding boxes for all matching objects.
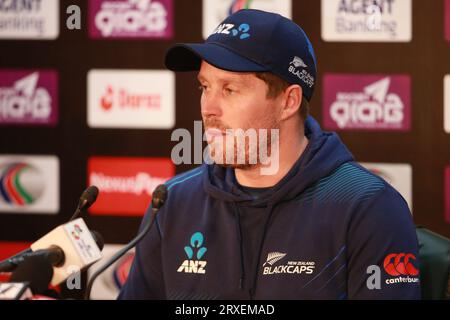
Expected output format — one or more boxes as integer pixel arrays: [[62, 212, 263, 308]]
[[177, 232, 207, 274]]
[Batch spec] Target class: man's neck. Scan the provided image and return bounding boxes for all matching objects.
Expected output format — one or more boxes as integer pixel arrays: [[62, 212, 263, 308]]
[[235, 131, 309, 188]]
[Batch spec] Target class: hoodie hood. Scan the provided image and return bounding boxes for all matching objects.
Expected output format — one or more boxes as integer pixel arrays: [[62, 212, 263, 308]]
[[203, 116, 354, 206]]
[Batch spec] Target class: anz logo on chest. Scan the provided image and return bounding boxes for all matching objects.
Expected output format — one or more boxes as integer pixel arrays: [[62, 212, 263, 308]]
[[177, 232, 208, 274]]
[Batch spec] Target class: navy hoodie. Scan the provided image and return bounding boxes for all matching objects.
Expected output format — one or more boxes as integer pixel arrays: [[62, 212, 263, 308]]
[[118, 116, 421, 300]]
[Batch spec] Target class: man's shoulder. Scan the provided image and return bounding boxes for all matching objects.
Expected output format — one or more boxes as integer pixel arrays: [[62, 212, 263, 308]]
[[165, 165, 207, 194], [301, 162, 389, 204]]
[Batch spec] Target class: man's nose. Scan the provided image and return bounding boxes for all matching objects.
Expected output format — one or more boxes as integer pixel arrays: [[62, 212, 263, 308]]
[[201, 89, 223, 118]]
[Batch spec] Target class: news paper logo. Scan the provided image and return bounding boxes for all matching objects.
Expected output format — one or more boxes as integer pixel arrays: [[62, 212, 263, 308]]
[[87, 70, 175, 129], [360, 163, 412, 211], [367, 252, 420, 290], [202, 0, 292, 39], [88, 0, 173, 39], [262, 252, 315, 276], [323, 74, 410, 131], [177, 232, 208, 274], [0, 71, 58, 126], [321, 0, 412, 42], [0, 0, 59, 39], [88, 157, 174, 216], [0, 156, 59, 214]]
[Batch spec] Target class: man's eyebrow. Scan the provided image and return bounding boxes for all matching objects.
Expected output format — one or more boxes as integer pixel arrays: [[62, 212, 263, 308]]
[[197, 74, 207, 82], [197, 73, 253, 86], [222, 76, 253, 88]]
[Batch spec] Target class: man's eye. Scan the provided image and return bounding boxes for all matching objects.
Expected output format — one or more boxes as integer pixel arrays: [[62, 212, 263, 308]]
[[224, 88, 235, 94]]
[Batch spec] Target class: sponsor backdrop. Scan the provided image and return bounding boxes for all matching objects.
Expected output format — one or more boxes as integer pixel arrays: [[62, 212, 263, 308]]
[[1, 0, 450, 297]]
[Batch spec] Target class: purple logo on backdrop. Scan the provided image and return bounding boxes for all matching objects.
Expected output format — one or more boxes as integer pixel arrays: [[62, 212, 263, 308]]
[[88, 0, 173, 39], [323, 74, 411, 131], [0, 70, 58, 126], [445, 0, 450, 41], [445, 168, 450, 223]]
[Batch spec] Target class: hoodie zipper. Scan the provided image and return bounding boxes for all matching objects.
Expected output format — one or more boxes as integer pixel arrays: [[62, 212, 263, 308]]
[[249, 204, 275, 299], [233, 202, 276, 300], [233, 203, 246, 291]]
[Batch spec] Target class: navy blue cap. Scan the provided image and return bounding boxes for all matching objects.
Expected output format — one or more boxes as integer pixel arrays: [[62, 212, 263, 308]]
[[165, 9, 317, 101]]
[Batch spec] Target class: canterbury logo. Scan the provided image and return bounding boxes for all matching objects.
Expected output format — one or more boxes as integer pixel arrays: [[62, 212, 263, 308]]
[[383, 253, 419, 276], [263, 252, 287, 266]]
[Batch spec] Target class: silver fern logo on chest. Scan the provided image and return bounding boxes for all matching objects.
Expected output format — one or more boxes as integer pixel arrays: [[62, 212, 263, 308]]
[[262, 251, 315, 276]]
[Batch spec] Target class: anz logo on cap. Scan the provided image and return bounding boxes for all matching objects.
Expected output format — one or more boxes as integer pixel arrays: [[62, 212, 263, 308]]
[[211, 23, 251, 39]]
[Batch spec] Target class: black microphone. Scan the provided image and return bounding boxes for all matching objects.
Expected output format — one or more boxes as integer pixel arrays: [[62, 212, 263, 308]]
[[90, 230, 105, 252], [0, 230, 104, 274], [0, 248, 32, 272], [10, 254, 54, 295], [84, 184, 168, 300], [0, 186, 101, 270], [1, 247, 65, 274], [70, 185, 99, 221]]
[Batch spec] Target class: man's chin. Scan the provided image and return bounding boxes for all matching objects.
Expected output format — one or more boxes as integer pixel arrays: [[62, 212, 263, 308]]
[[207, 146, 263, 170], [210, 153, 258, 170], [214, 162, 255, 170]]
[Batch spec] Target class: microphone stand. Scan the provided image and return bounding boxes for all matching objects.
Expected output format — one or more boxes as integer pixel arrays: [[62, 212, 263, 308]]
[[84, 184, 167, 300]]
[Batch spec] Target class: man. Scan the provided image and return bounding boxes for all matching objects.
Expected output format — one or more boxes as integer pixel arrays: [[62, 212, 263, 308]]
[[119, 9, 421, 299]]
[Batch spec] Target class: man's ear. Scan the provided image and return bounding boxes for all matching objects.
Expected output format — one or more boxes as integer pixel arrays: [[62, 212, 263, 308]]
[[280, 84, 302, 121]]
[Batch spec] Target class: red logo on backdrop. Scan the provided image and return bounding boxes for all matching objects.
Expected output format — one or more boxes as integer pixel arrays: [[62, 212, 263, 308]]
[[88, 157, 174, 216], [101, 86, 114, 111], [99, 85, 161, 112], [383, 253, 419, 276]]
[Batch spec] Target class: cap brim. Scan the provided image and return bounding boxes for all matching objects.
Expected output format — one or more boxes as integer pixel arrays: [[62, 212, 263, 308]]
[[165, 43, 269, 72]]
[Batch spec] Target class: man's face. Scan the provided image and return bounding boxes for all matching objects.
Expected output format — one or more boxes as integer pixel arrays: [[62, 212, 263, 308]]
[[198, 61, 282, 169]]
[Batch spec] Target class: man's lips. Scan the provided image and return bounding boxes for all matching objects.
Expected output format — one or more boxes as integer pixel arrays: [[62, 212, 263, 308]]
[[205, 128, 228, 142], [205, 128, 225, 136]]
